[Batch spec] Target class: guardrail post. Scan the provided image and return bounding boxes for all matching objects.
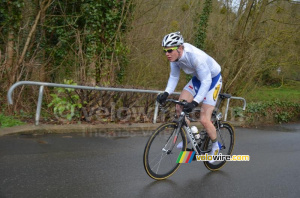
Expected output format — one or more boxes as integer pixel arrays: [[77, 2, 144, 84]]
[[223, 96, 247, 122], [35, 86, 44, 126], [224, 98, 231, 121], [153, 101, 159, 124]]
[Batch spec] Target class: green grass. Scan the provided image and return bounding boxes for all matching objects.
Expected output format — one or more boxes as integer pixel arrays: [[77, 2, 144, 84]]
[[0, 113, 25, 128], [240, 80, 300, 124], [244, 80, 300, 103]]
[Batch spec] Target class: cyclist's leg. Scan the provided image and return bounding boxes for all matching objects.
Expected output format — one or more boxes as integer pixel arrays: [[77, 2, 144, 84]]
[[201, 104, 220, 161], [201, 77, 222, 160], [200, 104, 216, 139], [176, 89, 194, 120], [175, 90, 194, 149], [176, 77, 197, 123], [201, 75, 222, 140]]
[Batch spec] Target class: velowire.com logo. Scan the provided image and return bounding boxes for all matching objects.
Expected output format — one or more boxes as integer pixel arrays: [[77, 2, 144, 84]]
[[176, 151, 250, 163]]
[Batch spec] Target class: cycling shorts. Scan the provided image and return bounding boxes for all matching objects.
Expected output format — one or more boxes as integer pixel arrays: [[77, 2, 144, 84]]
[[183, 73, 222, 106]]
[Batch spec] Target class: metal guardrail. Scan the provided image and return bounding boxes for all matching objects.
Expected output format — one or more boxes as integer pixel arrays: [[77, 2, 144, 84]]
[[7, 81, 246, 125], [224, 96, 246, 121], [7, 81, 179, 125]]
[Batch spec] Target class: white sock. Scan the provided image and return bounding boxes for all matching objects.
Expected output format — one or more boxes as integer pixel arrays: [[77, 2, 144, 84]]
[[177, 138, 190, 149], [209, 141, 219, 156], [212, 141, 219, 150], [208, 141, 220, 163]]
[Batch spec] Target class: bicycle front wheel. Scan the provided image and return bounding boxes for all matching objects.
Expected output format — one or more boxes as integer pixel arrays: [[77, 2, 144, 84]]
[[203, 122, 235, 171], [143, 122, 187, 180]]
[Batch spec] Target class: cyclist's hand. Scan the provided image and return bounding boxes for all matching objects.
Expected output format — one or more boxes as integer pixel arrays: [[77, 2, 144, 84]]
[[183, 101, 198, 113], [156, 92, 169, 104]]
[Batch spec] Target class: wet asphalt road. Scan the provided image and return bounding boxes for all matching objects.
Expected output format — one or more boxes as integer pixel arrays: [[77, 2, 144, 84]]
[[0, 124, 300, 198]]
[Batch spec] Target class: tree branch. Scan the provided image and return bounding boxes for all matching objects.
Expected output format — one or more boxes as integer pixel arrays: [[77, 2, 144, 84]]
[[17, 0, 52, 66]]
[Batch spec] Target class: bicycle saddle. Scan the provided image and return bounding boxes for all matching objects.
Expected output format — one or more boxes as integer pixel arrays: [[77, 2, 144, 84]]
[[219, 93, 231, 99]]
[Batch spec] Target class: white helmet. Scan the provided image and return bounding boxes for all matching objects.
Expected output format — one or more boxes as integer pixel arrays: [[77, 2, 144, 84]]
[[162, 31, 184, 47]]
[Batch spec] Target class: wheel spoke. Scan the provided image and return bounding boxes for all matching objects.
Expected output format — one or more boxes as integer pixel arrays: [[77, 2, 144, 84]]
[[153, 152, 166, 174]]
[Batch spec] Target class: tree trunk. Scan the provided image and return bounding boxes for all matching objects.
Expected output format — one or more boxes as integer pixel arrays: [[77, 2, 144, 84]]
[[6, 30, 15, 85], [249, 0, 268, 39], [233, 0, 255, 40]]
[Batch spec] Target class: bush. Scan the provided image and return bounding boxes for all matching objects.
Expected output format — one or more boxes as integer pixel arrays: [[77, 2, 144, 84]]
[[48, 80, 82, 121], [245, 100, 300, 125]]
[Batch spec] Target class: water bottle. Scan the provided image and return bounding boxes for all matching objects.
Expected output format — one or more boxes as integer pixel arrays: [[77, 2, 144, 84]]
[[191, 126, 200, 140]]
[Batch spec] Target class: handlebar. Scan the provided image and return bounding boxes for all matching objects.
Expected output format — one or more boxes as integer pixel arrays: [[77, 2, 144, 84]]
[[162, 99, 191, 120], [165, 99, 188, 106], [159, 99, 194, 118]]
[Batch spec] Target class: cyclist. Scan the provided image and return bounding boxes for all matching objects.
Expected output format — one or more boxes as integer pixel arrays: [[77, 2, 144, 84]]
[[157, 31, 222, 160]]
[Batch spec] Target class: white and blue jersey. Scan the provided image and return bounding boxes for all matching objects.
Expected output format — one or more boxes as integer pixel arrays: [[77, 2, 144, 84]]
[[165, 43, 222, 106]]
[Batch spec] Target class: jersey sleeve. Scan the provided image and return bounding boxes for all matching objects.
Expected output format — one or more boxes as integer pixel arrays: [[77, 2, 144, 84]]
[[165, 63, 180, 94]]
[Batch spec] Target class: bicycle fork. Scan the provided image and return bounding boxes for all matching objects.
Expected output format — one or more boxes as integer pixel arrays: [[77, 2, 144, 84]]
[[162, 123, 183, 154]]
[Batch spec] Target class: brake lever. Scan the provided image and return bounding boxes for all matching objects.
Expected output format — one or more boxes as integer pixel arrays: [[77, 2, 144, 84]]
[[159, 104, 169, 113], [180, 99, 188, 106]]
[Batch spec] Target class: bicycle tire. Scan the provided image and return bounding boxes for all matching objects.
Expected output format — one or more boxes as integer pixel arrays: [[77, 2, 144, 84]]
[[143, 122, 187, 180], [203, 122, 235, 171]]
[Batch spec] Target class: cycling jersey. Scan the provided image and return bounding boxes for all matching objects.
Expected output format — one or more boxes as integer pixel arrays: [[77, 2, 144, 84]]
[[165, 43, 221, 104]]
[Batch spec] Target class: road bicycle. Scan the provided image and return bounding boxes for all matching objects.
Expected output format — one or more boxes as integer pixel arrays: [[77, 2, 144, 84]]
[[143, 93, 235, 180]]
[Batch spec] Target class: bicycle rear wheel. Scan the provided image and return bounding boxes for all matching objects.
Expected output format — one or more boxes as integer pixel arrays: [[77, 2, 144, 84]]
[[143, 122, 187, 180], [203, 122, 235, 171]]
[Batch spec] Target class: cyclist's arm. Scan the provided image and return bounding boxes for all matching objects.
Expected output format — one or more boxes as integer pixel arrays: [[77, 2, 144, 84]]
[[165, 63, 180, 94]]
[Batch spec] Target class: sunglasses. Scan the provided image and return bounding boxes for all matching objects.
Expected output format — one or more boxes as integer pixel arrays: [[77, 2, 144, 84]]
[[163, 47, 178, 53]]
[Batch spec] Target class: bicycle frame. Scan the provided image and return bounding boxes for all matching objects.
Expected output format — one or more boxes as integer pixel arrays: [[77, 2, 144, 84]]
[[164, 97, 230, 156], [183, 124, 201, 154], [173, 111, 209, 156]]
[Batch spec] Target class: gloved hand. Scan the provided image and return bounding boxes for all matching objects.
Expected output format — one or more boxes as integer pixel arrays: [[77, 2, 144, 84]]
[[183, 101, 198, 113], [156, 92, 169, 104]]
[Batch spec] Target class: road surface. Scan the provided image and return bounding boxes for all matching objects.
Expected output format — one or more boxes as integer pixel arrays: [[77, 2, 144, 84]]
[[0, 124, 299, 197]]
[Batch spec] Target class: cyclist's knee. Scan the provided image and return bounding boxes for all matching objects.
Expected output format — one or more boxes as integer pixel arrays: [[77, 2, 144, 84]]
[[176, 104, 182, 115], [200, 117, 211, 127]]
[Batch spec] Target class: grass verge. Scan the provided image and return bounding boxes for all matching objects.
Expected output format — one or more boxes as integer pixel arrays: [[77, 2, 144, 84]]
[[237, 80, 300, 125], [0, 113, 25, 128], [244, 80, 300, 103]]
